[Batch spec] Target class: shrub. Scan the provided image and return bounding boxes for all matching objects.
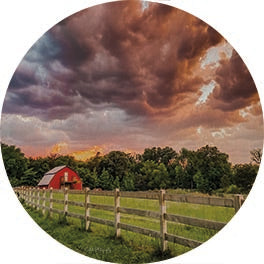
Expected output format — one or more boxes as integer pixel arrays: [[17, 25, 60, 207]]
[[226, 184, 240, 194]]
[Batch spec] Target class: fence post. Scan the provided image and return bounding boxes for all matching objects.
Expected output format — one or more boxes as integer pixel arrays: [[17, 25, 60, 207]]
[[37, 188, 40, 210], [30, 188, 32, 205], [85, 187, 90, 231], [26, 187, 29, 204], [24, 187, 27, 202], [24, 187, 27, 204], [114, 188, 121, 238], [31, 188, 34, 208], [28, 188, 30, 205], [49, 188, 53, 217], [42, 188, 46, 215], [34, 188, 37, 209], [159, 189, 167, 252], [64, 187, 68, 216], [29, 187, 31, 205], [22, 187, 25, 201], [234, 194, 243, 212]]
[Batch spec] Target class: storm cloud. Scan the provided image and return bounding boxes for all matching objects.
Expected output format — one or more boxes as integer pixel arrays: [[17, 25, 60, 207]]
[[1, 1, 263, 163], [3, 1, 227, 118]]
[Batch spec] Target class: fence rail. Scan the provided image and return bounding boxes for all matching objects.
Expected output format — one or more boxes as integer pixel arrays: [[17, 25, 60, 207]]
[[14, 187, 244, 252]]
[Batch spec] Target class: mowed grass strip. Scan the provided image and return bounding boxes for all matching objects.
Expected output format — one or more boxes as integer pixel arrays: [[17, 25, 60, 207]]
[[30, 191, 235, 262]]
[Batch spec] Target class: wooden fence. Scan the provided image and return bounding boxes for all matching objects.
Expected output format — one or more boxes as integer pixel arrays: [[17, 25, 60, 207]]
[[14, 187, 244, 252]]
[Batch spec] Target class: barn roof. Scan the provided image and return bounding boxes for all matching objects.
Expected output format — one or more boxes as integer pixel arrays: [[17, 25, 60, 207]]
[[45, 165, 67, 175], [38, 174, 54, 186], [38, 165, 67, 186]]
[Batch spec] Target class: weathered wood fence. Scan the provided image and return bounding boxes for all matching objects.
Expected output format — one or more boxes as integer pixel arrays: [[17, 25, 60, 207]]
[[14, 187, 244, 252]]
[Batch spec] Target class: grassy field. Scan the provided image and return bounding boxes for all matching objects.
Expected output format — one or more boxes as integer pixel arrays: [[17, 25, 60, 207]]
[[22, 191, 236, 263]]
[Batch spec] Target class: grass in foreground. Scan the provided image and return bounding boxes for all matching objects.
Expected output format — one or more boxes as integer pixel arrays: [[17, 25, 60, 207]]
[[22, 191, 236, 263], [24, 205, 174, 264]]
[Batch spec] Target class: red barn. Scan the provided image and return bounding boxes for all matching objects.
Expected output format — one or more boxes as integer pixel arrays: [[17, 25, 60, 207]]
[[37, 165, 82, 190]]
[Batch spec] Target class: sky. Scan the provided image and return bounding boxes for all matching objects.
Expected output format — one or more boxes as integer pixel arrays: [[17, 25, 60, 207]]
[[1, 0, 263, 163]]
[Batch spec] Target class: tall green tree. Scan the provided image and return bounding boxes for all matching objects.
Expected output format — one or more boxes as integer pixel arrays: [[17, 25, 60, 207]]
[[140, 161, 169, 189], [99, 168, 114, 190], [75, 167, 98, 189], [28, 157, 50, 183], [1, 143, 28, 186], [98, 151, 133, 185], [141, 146, 177, 166], [173, 165, 190, 189], [232, 163, 258, 193], [20, 168, 38, 186], [176, 148, 197, 189], [193, 145, 232, 193], [121, 172, 135, 191]]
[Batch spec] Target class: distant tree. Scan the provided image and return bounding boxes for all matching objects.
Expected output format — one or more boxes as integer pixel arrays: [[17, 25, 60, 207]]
[[76, 167, 98, 189], [20, 168, 38, 186], [141, 146, 177, 166], [174, 165, 190, 189], [193, 170, 209, 193], [193, 145, 232, 193], [141, 147, 160, 163], [98, 151, 133, 184], [140, 161, 169, 189], [232, 163, 258, 193], [4, 141, 255, 194], [220, 174, 232, 189], [176, 148, 197, 189], [159, 146, 178, 166], [28, 157, 50, 184], [45, 153, 60, 169], [121, 172, 135, 191], [154, 163, 170, 189], [1, 143, 28, 186], [225, 184, 240, 194], [86, 155, 104, 172], [250, 148, 262, 165], [129, 158, 145, 190], [99, 168, 114, 190], [113, 177, 120, 189], [54, 155, 76, 168]]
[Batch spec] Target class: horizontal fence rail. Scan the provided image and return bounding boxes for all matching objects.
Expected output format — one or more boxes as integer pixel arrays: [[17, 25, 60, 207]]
[[14, 187, 244, 252], [164, 194, 234, 207]]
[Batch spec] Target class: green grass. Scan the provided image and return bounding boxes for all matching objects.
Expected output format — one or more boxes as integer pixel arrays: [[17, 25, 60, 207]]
[[24, 205, 173, 264], [23, 191, 236, 263]]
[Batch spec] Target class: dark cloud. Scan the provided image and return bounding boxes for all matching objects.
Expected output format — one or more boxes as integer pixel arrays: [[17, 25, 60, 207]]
[[211, 50, 259, 111], [178, 24, 222, 60], [9, 68, 38, 89], [2, 0, 259, 125], [26, 33, 61, 64], [1, 2, 263, 166]]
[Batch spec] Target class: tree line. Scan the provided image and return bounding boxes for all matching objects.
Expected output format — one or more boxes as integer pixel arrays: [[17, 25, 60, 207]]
[[1, 143, 262, 194]]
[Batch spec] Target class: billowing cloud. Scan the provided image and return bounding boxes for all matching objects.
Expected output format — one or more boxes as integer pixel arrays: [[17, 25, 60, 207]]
[[3, 1, 226, 119], [211, 50, 260, 111], [1, 1, 263, 163]]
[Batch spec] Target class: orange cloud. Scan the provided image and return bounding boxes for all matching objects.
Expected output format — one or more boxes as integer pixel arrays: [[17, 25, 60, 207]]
[[48, 142, 105, 161], [50, 142, 69, 155], [71, 146, 104, 161]]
